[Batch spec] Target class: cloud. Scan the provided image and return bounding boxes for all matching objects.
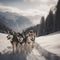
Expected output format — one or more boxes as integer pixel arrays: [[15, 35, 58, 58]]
[[0, 5, 48, 17], [0, 0, 58, 13], [0, 0, 23, 2], [0, 5, 23, 14], [0, 3, 57, 26], [0, 0, 58, 25], [0, 0, 58, 6]]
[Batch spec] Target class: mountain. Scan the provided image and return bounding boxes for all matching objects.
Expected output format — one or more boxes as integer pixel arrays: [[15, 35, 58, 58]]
[[0, 21, 11, 33], [0, 11, 32, 32]]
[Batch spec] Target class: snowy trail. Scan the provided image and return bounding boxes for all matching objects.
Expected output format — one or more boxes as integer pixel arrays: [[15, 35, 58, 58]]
[[0, 33, 46, 60], [26, 43, 46, 60], [35, 43, 60, 60], [0, 33, 60, 60]]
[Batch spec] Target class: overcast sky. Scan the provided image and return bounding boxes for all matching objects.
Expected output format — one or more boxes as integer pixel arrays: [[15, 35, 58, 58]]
[[0, 0, 58, 25]]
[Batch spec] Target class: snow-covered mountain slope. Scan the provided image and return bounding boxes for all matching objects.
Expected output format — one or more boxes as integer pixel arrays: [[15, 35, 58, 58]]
[[0, 32, 60, 60], [36, 33, 60, 56], [0, 12, 32, 32]]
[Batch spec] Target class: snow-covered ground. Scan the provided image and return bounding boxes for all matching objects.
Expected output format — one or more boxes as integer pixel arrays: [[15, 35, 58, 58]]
[[0, 32, 60, 60], [0, 33, 12, 54], [36, 33, 60, 56]]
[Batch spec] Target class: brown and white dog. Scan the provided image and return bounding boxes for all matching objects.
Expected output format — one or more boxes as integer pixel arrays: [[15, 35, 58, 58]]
[[24, 30, 36, 54]]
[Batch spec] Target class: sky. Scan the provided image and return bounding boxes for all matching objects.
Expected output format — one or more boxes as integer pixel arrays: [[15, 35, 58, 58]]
[[0, 0, 58, 25]]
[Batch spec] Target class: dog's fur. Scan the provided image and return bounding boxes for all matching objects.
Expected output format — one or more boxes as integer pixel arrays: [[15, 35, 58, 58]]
[[24, 32, 36, 54], [7, 32, 24, 53], [7, 31, 36, 54]]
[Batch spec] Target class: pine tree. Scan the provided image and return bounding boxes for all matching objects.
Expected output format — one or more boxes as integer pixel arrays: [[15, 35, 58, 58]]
[[45, 10, 54, 34], [39, 16, 45, 36], [55, 0, 60, 31]]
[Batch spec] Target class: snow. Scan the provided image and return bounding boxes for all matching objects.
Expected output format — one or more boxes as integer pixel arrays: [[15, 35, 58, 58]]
[[0, 32, 60, 60], [36, 33, 60, 56], [0, 33, 46, 60], [27, 48, 46, 60], [0, 33, 12, 54]]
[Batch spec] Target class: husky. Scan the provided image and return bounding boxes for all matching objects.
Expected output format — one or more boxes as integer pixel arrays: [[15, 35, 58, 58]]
[[25, 30, 36, 49], [7, 31, 19, 54], [24, 30, 36, 54], [16, 33, 25, 53]]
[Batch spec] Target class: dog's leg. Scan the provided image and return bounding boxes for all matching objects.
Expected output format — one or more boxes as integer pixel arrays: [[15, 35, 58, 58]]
[[16, 42, 18, 54], [12, 43, 14, 54], [13, 42, 16, 54]]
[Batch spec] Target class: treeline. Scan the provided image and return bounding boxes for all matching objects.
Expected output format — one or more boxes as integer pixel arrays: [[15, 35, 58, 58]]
[[24, 0, 60, 37]]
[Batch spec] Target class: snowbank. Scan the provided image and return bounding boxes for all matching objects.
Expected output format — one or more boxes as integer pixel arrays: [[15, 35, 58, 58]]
[[0, 33, 12, 54], [36, 33, 60, 56]]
